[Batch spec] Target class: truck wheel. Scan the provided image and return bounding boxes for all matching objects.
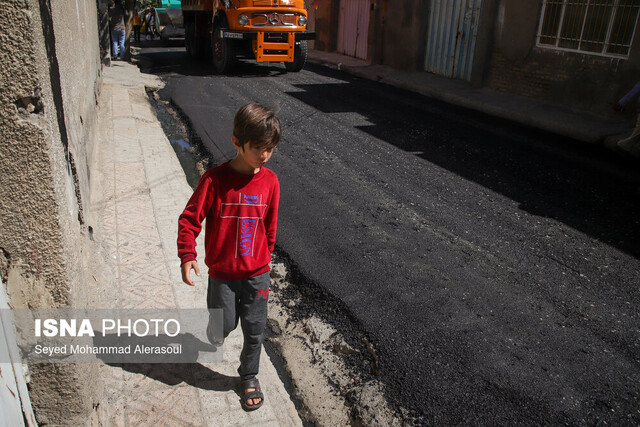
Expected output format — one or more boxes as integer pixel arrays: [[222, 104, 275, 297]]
[[284, 40, 308, 72], [212, 25, 236, 74]]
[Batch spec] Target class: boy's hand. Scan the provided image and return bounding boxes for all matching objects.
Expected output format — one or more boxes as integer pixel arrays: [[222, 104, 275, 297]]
[[181, 261, 200, 286]]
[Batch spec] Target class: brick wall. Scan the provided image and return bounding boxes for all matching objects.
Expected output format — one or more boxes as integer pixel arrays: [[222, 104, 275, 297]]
[[487, 46, 634, 114]]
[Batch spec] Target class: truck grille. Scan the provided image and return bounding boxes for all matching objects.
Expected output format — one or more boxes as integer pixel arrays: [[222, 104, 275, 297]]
[[252, 13, 297, 26]]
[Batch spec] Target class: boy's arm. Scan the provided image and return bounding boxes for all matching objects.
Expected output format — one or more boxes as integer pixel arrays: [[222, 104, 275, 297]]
[[263, 177, 280, 253], [177, 172, 215, 265]]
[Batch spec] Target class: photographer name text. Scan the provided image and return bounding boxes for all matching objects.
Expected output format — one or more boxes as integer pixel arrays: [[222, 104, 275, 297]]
[[34, 343, 182, 355]]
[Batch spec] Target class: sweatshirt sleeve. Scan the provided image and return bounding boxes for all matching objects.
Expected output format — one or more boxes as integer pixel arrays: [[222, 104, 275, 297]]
[[177, 172, 215, 264], [263, 176, 280, 253]]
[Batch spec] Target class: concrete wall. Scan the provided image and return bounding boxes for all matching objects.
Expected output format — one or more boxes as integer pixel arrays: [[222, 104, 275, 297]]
[[469, 0, 500, 87], [486, 0, 640, 114], [0, 0, 106, 424], [379, 0, 428, 70]]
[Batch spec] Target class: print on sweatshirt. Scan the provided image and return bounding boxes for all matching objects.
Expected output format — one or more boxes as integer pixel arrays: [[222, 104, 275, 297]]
[[220, 193, 268, 258]]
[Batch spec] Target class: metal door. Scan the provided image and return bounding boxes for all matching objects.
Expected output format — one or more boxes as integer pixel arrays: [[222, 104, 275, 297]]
[[337, 0, 370, 60], [425, 0, 483, 81]]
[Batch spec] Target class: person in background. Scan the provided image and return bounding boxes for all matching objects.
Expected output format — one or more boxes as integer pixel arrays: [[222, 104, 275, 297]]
[[613, 80, 640, 157], [132, 11, 142, 43], [109, 0, 128, 60], [144, 8, 156, 40]]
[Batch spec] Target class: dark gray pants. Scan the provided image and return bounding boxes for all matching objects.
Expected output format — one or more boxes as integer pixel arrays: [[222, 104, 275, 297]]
[[207, 272, 270, 381]]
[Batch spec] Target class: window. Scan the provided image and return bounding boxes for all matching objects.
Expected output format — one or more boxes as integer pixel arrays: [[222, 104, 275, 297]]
[[537, 0, 640, 57]]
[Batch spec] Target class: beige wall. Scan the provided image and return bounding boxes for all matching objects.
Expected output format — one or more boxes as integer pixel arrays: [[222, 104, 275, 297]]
[[0, 0, 106, 424]]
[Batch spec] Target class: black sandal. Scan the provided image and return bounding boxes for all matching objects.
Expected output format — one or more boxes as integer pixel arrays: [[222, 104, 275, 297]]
[[240, 378, 264, 411]]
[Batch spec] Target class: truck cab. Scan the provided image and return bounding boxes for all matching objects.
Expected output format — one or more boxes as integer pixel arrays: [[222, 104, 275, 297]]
[[182, 0, 315, 73]]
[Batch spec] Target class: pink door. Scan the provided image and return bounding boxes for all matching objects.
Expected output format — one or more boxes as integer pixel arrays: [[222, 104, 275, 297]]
[[337, 0, 370, 60]]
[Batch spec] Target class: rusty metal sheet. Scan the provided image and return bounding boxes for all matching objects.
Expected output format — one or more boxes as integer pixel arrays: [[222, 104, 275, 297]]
[[425, 0, 483, 81]]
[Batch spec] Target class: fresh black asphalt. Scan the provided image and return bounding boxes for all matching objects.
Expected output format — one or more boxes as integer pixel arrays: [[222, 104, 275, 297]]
[[137, 44, 640, 424]]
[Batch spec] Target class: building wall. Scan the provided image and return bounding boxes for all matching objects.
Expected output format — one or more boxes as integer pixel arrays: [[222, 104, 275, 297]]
[[0, 0, 107, 424], [313, 0, 429, 69], [379, 0, 428, 70], [469, 0, 500, 87], [311, 0, 338, 52], [319, 0, 493, 76], [313, 0, 640, 112], [486, 0, 640, 114]]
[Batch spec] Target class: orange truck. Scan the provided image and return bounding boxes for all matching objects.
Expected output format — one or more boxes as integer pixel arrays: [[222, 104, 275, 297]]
[[182, 0, 315, 73]]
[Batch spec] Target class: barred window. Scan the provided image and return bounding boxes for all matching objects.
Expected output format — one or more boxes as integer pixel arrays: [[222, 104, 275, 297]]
[[537, 0, 640, 57]]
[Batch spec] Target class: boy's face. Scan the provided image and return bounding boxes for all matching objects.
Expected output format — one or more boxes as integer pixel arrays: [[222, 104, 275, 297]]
[[232, 136, 275, 172]]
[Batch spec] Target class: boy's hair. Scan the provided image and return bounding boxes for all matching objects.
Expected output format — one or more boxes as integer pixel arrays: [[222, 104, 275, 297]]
[[233, 102, 281, 150]]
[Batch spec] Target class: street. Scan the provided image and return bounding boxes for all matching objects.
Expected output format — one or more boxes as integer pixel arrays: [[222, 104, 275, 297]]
[[137, 43, 640, 424]]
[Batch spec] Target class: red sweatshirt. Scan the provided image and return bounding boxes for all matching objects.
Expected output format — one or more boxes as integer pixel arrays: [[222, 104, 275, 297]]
[[177, 161, 280, 280]]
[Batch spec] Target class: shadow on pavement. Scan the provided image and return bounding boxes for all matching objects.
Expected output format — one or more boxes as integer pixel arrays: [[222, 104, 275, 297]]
[[110, 362, 238, 392], [286, 66, 640, 259], [131, 42, 640, 259]]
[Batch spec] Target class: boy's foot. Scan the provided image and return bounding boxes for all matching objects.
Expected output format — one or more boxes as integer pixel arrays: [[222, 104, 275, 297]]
[[240, 378, 264, 411]]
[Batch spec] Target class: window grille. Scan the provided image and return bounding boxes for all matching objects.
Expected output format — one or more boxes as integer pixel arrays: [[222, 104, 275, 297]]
[[537, 0, 640, 57]]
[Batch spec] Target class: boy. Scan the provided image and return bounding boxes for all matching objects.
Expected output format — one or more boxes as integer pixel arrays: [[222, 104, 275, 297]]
[[177, 102, 281, 411]]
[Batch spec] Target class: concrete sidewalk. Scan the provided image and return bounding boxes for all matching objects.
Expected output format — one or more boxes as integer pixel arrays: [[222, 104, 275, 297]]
[[92, 61, 301, 426], [307, 50, 634, 148]]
